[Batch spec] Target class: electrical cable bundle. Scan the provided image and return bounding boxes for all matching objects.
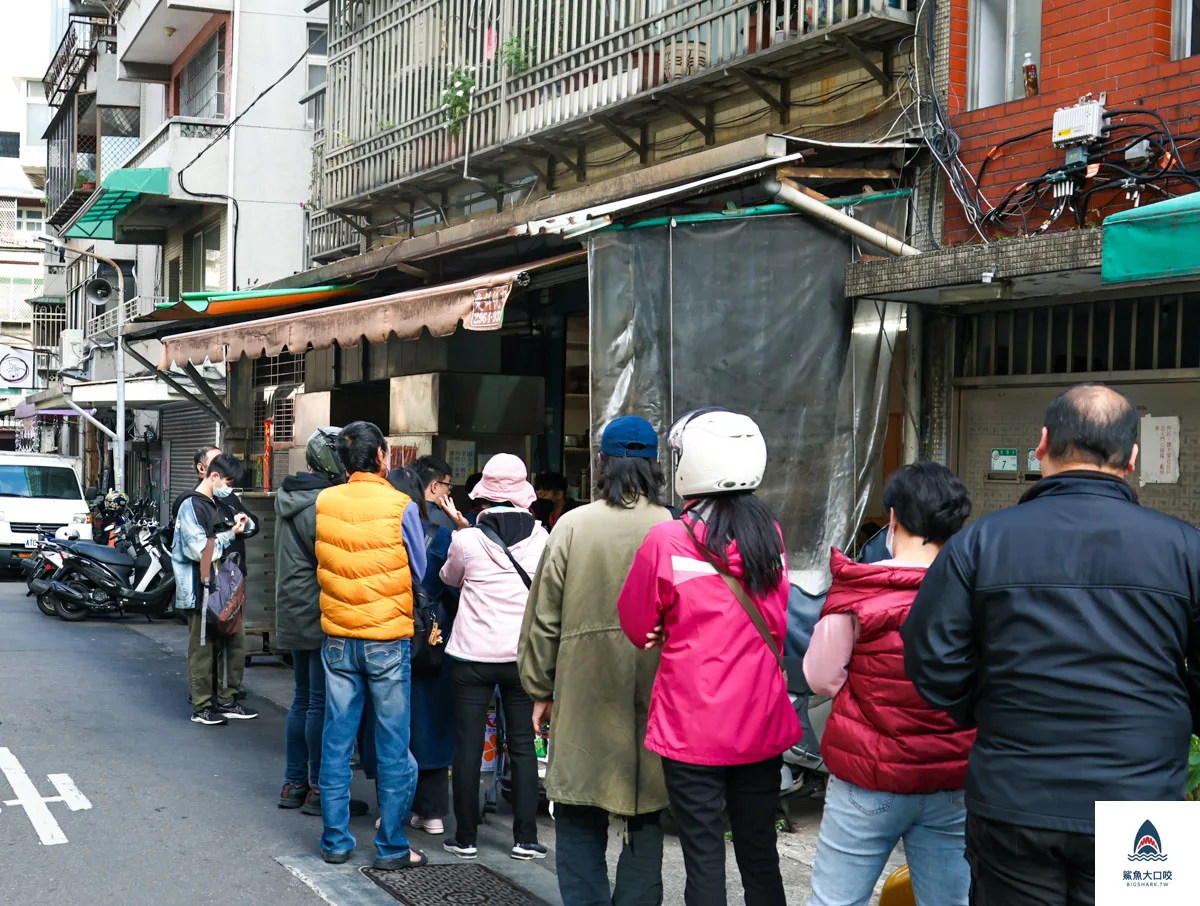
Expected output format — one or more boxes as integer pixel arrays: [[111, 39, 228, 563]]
[[977, 110, 1200, 235]]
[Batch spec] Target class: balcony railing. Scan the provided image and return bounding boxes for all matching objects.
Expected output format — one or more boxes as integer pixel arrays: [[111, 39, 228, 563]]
[[86, 296, 162, 340], [309, 210, 361, 264], [45, 16, 116, 109], [319, 0, 912, 211]]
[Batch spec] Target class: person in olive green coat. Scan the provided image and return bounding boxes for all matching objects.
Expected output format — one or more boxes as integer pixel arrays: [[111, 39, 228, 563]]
[[519, 416, 672, 906]]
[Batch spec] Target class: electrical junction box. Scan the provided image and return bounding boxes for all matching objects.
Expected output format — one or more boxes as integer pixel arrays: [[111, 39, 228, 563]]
[[1053, 99, 1107, 147]]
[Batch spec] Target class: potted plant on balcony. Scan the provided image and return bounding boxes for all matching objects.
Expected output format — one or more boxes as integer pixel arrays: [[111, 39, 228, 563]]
[[441, 66, 475, 137], [75, 172, 95, 192]]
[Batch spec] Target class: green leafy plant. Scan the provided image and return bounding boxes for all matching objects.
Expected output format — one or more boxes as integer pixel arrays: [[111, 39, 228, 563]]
[[1187, 736, 1200, 801], [440, 66, 476, 136], [501, 33, 532, 75]]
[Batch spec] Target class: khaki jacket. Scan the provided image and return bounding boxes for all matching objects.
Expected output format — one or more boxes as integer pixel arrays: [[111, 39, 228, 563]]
[[519, 496, 672, 815]]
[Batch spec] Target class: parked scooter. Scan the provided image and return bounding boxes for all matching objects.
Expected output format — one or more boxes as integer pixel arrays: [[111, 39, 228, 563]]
[[21, 527, 77, 616], [30, 516, 174, 621]]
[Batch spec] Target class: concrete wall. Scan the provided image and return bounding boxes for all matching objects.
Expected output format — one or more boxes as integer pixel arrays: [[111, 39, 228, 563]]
[[2, 0, 52, 171], [226, 0, 322, 287], [944, 0, 1199, 245]]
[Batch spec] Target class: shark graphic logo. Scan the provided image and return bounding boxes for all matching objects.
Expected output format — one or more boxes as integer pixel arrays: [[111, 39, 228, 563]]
[[1128, 820, 1168, 862]]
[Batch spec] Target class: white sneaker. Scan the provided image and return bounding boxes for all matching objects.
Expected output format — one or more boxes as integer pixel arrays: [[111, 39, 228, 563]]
[[410, 815, 445, 835]]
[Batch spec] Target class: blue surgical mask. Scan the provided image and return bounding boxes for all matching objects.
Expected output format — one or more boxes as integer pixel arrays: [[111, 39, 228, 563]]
[[213, 484, 233, 499]]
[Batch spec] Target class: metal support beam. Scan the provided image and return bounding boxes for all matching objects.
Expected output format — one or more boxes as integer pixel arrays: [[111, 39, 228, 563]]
[[182, 362, 234, 425], [124, 343, 228, 425], [903, 303, 923, 464], [593, 115, 648, 163], [333, 211, 371, 237], [660, 95, 714, 143], [727, 68, 789, 120], [63, 394, 117, 442], [509, 149, 550, 187], [530, 139, 585, 181], [829, 35, 891, 90]]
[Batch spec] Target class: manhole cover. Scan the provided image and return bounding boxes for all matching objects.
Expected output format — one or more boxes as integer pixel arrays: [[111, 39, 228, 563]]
[[363, 864, 554, 906]]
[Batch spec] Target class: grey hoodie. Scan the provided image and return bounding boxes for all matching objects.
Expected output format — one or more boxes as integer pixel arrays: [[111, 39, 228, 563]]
[[274, 471, 332, 650]]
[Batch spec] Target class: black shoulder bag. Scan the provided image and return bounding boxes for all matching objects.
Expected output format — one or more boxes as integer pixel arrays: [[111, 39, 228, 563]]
[[410, 523, 446, 676], [477, 524, 533, 589]]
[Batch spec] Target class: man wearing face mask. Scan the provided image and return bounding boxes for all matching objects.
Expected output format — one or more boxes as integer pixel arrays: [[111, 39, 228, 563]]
[[171, 452, 259, 726]]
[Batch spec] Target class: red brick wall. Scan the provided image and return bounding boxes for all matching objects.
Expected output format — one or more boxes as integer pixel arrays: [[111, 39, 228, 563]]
[[944, 0, 1200, 245]]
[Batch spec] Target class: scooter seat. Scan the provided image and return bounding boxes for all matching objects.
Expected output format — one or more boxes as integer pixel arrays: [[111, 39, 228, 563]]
[[65, 540, 136, 568]]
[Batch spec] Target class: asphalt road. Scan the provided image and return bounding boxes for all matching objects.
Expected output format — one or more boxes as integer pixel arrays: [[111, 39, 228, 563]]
[[0, 578, 887, 906]]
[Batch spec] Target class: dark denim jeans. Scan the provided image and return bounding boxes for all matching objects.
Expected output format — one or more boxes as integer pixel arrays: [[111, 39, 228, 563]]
[[285, 648, 325, 788], [556, 805, 664, 906], [319, 637, 418, 859]]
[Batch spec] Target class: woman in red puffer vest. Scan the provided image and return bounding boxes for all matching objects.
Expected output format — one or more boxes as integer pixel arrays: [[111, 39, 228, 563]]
[[804, 462, 976, 906]]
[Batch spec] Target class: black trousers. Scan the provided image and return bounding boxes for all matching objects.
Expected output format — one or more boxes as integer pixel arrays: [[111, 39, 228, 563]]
[[450, 659, 538, 846], [661, 756, 785, 906], [966, 814, 1095, 906], [412, 768, 450, 819]]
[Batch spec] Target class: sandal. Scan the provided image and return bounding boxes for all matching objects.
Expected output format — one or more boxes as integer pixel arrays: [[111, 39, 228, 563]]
[[373, 848, 428, 871]]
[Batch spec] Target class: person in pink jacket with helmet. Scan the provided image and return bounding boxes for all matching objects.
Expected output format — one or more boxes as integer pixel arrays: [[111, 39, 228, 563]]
[[619, 408, 800, 906]]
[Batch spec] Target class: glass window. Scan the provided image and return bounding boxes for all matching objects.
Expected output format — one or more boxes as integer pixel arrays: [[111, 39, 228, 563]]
[[0, 465, 82, 500], [26, 80, 44, 98], [17, 209, 44, 233], [191, 225, 221, 292], [308, 64, 326, 91], [1176, 0, 1200, 57], [969, 0, 1043, 109], [0, 132, 18, 158], [26, 102, 49, 148], [308, 24, 328, 55], [179, 27, 226, 118]]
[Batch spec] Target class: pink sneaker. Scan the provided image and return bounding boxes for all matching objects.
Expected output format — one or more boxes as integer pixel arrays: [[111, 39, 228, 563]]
[[409, 815, 445, 835]]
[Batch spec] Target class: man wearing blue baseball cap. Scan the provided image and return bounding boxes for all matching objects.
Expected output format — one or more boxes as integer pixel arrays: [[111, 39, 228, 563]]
[[519, 415, 673, 906]]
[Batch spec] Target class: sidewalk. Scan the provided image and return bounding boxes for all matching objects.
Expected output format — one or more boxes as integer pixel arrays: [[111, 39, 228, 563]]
[[124, 618, 902, 904]]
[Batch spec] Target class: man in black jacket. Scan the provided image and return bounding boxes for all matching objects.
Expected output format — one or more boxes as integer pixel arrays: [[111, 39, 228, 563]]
[[902, 384, 1200, 905]]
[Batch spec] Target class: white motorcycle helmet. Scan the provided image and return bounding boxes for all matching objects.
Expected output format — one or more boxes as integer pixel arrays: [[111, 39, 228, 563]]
[[668, 407, 767, 498]]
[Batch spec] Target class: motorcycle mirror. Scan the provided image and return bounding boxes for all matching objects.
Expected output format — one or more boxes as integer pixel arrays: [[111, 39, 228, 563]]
[[84, 487, 100, 502]]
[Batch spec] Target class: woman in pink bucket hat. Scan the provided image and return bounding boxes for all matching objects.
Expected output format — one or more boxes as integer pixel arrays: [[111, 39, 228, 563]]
[[439, 453, 549, 861]]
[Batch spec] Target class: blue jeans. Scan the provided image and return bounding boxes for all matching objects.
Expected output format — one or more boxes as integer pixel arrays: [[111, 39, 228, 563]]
[[808, 776, 969, 906], [285, 649, 325, 787], [319, 637, 418, 859]]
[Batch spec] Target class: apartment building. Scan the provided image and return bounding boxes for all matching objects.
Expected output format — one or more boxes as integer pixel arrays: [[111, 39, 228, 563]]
[[151, 0, 924, 587], [30, 0, 322, 497], [848, 0, 1200, 527]]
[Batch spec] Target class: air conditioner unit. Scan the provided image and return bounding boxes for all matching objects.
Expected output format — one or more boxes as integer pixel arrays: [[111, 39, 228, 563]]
[[60, 329, 84, 370]]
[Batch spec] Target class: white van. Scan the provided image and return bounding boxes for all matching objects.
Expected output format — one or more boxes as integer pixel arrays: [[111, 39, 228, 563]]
[[0, 453, 91, 568]]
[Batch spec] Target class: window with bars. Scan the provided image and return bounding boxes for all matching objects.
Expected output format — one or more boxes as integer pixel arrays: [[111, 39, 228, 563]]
[[305, 24, 328, 127], [253, 394, 296, 444], [180, 28, 226, 118], [955, 295, 1200, 378], [252, 353, 305, 388]]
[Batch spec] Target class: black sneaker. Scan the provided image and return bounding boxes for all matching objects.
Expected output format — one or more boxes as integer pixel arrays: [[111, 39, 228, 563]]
[[191, 707, 228, 726], [219, 702, 259, 720], [278, 782, 310, 809], [443, 838, 478, 860], [511, 842, 548, 861]]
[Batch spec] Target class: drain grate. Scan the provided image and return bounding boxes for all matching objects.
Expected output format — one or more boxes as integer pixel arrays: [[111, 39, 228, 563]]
[[363, 864, 554, 906]]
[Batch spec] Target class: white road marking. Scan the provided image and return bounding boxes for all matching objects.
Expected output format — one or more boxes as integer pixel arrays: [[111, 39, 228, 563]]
[[47, 774, 92, 811], [0, 747, 89, 845]]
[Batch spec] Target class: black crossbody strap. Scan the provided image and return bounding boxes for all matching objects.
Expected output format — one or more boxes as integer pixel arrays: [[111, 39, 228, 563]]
[[477, 525, 533, 589], [683, 520, 785, 678]]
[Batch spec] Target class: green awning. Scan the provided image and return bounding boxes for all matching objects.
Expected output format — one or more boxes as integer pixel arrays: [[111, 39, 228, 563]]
[[64, 168, 171, 240], [1102, 193, 1200, 284]]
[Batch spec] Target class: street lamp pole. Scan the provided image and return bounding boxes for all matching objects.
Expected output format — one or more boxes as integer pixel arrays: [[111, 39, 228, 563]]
[[41, 241, 125, 494]]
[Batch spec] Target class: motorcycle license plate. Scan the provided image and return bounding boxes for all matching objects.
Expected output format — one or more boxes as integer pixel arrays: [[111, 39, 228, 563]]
[[23, 537, 39, 549]]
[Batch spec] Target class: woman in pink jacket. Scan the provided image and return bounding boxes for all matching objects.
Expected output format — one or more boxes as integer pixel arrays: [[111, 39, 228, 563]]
[[439, 454, 549, 862], [619, 408, 800, 906]]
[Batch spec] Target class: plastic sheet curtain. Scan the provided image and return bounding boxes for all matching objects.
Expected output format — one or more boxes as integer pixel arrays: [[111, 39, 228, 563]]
[[589, 213, 901, 594]]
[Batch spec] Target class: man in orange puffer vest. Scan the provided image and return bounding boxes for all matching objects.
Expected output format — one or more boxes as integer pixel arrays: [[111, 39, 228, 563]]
[[314, 421, 429, 871]]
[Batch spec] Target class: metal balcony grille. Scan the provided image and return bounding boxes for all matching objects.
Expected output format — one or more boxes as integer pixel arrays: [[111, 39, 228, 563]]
[[252, 353, 305, 388], [180, 28, 227, 119]]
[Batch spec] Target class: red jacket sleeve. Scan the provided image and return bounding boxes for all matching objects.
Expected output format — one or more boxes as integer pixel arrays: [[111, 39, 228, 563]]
[[619, 533, 667, 647]]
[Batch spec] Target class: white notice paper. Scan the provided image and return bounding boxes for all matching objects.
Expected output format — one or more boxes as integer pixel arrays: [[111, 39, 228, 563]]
[[1139, 415, 1180, 487]]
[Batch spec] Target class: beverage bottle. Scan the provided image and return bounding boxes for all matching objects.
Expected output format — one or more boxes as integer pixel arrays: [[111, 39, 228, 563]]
[[1023, 52, 1039, 98]]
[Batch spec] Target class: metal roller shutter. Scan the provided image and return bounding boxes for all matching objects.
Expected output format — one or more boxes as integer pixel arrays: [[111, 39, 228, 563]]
[[161, 405, 218, 503]]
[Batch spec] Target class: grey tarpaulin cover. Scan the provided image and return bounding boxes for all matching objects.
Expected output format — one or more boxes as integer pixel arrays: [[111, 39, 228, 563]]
[[589, 213, 901, 595]]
